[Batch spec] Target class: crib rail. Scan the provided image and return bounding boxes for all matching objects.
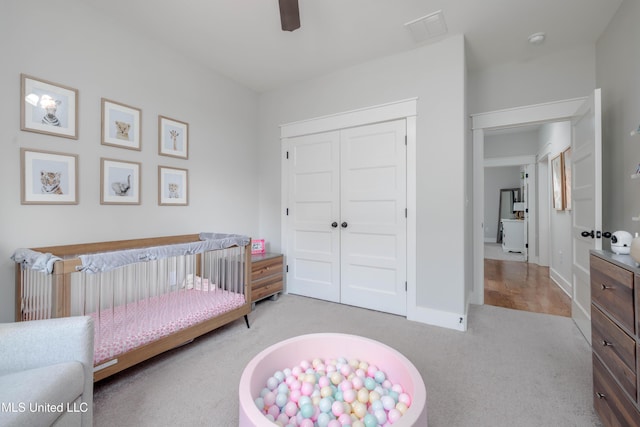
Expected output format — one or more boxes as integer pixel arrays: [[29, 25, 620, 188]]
[[14, 234, 252, 380]]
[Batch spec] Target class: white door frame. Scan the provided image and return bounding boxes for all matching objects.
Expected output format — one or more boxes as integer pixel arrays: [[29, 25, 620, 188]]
[[280, 98, 418, 318], [471, 97, 587, 305]]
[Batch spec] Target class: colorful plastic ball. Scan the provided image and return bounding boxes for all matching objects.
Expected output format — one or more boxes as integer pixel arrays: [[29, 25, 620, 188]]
[[374, 370, 386, 384], [319, 397, 333, 413], [298, 396, 312, 408], [289, 389, 301, 403], [363, 413, 378, 427], [276, 392, 289, 408], [301, 381, 314, 396], [352, 401, 367, 419], [374, 408, 387, 424], [284, 401, 298, 417], [364, 377, 376, 391], [381, 395, 395, 411], [352, 376, 364, 390], [366, 365, 378, 377], [263, 391, 276, 407], [317, 412, 331, 427], [330, 372, 343, 385], [300, 403, 315, 419], [343, 389, 356, 403], [299, 419, 314, 427], [395, 401, 408, 415], [254, 397, 265, 410], [267, 404, 281, 418], [398, 392, 411, 407], [328, 420, 342, 427], [387, 408, 402, 424], [356, 388, 369, 404]]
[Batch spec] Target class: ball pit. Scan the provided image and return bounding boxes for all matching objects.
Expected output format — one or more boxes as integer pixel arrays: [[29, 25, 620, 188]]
[[238, 334, 427, 427]]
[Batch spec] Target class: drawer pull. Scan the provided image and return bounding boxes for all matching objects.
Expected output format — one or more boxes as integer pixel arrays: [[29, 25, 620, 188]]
[[601, 340, 612, 347], [600, 283, 610, 290], [595, 392, 606, 399]]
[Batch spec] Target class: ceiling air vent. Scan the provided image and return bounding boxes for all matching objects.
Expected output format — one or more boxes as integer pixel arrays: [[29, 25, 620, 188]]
[[404, 10, 447, 43]]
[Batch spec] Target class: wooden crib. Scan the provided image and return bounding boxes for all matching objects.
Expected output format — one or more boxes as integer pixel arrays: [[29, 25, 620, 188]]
[[13, 233, 252, 381]]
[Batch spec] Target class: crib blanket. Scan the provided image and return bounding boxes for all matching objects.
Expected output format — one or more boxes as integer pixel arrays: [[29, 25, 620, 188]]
[[78, 233, 250, 274], [92, 288, 245, 365]]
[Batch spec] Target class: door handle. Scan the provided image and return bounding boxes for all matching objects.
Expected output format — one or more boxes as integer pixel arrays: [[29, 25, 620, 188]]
[[341, 222, 348, 228], [331, 222, 338, 228]]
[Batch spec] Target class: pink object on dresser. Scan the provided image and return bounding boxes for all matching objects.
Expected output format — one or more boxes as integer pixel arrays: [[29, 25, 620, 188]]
[[238, 333, 427, 426]]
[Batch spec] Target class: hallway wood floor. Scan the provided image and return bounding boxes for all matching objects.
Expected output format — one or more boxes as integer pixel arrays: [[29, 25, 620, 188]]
[[484, 259, 572, 317]]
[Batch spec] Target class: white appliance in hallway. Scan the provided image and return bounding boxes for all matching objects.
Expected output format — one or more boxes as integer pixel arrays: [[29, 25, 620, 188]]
[[501, 219, 525, 253]]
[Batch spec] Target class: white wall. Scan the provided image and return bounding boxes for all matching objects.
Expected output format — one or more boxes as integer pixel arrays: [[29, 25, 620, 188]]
[[484, 131, 539, 158], [259, 36, 467, 327], [596, 0, 640, 241], [484, 167, 522, 241], [468, 45, 596, 114], [538, 122, 572, 294], [0, 0, 260, 322]]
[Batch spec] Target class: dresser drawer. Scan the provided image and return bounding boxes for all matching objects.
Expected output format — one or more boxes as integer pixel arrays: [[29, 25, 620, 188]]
[[251, 256, 283, 282], [592, 304, 637, 398], [252, 274, 283, 301], [593, 354, 640, 426], [590, 255, 635, 334]]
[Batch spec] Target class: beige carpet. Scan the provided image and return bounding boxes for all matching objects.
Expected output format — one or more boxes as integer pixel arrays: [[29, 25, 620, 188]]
[[93, 294, 602, 427]]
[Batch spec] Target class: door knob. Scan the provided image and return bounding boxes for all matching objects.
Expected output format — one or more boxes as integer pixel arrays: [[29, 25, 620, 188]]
[[341, 222, 348, 228], [331, 222, 338, 228]]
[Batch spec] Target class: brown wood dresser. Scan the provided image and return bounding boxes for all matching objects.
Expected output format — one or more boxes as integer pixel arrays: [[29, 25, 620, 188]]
[[250, 253, 284, 306], [590, 250, 640, 426]]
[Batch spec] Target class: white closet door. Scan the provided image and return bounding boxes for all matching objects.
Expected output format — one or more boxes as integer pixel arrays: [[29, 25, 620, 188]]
[[286, 132, 341, 302], [339, 120, 407, 315]]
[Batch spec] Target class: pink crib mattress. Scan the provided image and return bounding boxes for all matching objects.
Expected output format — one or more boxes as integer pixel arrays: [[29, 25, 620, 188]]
[[91, 288, 246, 365]]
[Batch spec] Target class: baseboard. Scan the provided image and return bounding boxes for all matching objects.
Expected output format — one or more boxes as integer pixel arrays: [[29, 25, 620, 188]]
[[408, 305, 466, 331], [549, 267, 572, 297], [484, 237, 497, 243]]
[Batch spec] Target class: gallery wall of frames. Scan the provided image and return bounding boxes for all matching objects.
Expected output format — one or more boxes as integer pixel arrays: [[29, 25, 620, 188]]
[[19, 73, 190, 207]]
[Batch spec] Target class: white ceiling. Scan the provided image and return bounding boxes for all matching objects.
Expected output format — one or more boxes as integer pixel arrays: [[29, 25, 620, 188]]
[[87, 0, 622, 93]]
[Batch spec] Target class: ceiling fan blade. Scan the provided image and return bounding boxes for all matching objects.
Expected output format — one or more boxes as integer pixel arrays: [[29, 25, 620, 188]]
[[279, 0, 300, 32]]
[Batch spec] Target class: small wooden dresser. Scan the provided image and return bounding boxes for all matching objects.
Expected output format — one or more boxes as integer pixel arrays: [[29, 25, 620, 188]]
[[250, 253, 284, 305], [590, 250, 640, 426]]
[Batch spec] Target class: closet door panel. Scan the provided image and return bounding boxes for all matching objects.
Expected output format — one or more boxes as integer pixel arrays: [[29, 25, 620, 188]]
[[286, 132, 341, 302], [340, 120, 407, 315]]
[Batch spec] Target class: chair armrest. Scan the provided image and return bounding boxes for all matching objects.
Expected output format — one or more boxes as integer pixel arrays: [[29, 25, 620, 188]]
[[0, 316, 94, 374]]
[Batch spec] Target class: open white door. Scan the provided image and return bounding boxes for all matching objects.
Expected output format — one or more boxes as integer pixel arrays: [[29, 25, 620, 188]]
[[571, 89, 602, 343]]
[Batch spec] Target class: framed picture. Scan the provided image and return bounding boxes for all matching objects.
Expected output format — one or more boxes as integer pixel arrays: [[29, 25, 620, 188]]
[[562, 147, 572, 211], [20, 74, 78, 139], [101, 98, 142, 150], [251, 239, 266, 255], [21, 148, 78, 204], [158, 166, 188, 206], [551, 152, 564, 210], [101, 158, 141, 205], [158, 116, 188, 159]]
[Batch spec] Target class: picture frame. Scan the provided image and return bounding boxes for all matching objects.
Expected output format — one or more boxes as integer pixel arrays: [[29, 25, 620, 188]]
[[21, 148, 78, 205], [562, 147, 572, 211], [101, 158, 141, 205], [101, 98, 142, 150], [158, 166, 188, 206], [251, 239, 266, 255], [20, 74, 78, 139], [158, 116, 188, 159], [551, 152, 565, 210]]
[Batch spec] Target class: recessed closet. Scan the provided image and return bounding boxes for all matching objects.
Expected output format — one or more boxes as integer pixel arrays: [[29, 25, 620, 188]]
[[280, 100, 416, 316]]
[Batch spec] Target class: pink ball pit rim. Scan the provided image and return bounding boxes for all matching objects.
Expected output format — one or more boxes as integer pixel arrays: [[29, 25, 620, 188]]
[[238, 333, 427, 427]]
